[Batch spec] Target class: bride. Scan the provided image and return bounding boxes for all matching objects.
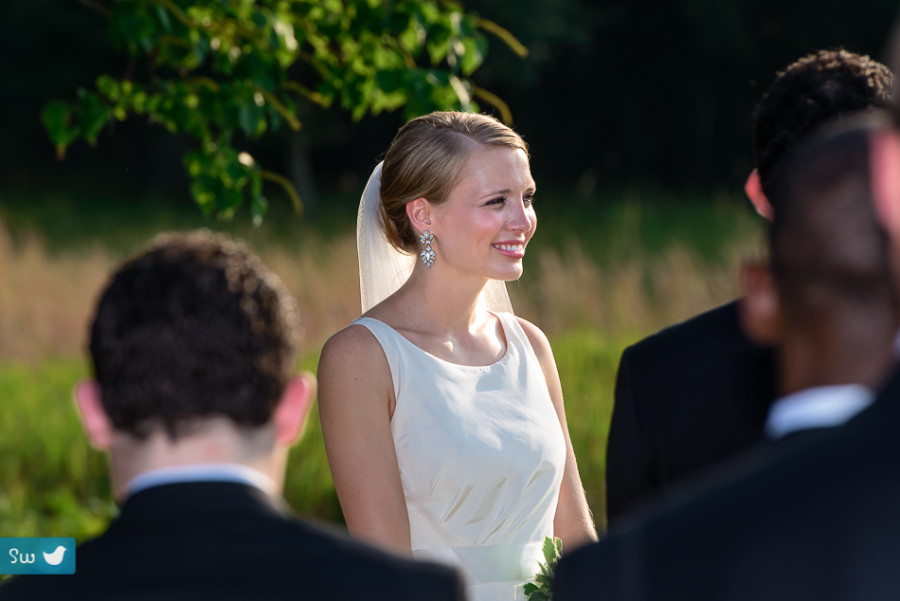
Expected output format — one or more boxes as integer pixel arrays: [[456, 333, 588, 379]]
[[317, 111, 597, 600]]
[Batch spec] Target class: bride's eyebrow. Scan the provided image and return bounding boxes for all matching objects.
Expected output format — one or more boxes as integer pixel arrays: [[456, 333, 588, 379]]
[[478, 189, 512, 200], [477, 185, 537, 199]]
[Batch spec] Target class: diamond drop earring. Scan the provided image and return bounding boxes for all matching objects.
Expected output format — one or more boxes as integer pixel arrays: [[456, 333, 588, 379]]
[[419, 230, 436, 268]]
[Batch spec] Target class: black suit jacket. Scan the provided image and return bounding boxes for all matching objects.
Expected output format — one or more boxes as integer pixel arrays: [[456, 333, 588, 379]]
[[0, 481, 464, 601], [606, 300, 777, 524], [556, 368, 900, 601]]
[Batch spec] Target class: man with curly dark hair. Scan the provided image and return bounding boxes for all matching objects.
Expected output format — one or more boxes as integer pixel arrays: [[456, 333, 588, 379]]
[[0, 230, 463, 601], [750, 49, 894, 216], [559, 112, 900, 601], [606, 49, 893, 526], [88, 230, 303, 442]]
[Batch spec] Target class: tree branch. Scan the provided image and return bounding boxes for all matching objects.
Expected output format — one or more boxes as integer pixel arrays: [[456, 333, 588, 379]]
[[150, 0, 193, 28], [285, 82, 330, 108], [475, 18, 528, 58], [258, 89, 302, 131], [261, 169, 303, 214], [472, 86, 514, 125]]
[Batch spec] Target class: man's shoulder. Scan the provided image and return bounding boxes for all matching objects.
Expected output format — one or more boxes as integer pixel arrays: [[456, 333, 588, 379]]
[[557, 446, 777, 599], [612, 296, 776, 426], [0, 518, 461, 601], [0, 485, 462, 601], [623, 300, 744, 359]]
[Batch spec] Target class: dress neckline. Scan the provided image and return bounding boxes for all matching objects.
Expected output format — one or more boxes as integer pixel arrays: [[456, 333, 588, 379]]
[[355, 312, 515, 369]]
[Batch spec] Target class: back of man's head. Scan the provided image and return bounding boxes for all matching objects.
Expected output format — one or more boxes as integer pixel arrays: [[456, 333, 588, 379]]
[[755, 49, 893, 205], [89, 229, 300, 440], [769, 116, 896, 331]]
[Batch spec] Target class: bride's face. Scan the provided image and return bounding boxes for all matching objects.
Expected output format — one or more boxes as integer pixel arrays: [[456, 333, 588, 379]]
[[429, 145, 536, 283]]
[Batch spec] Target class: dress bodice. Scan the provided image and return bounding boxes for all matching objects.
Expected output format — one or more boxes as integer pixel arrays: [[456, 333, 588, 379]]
[[353, 313, 566, 601]]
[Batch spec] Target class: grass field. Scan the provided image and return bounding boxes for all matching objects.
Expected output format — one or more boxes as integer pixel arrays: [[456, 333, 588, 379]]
[[0, 188, 765, 539]]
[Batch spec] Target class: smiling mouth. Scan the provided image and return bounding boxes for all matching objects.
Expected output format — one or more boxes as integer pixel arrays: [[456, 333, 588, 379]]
[[492, 242, 526, 258]]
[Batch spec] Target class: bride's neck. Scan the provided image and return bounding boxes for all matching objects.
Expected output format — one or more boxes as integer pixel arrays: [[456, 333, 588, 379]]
[[396, 268, 491, 334]]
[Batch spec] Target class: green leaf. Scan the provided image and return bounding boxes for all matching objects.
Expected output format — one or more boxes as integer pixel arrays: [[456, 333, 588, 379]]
[[130, 91, 149, 114], [523, 536, 561, 601], [155, 5, 172, 33], [374, 68, 405, 93], [41, 101, 75, 146], [77, 90, 110, 143], [96, 75, 121, 102], [189, 177, 217, 215], [109, 5, 157, 55], [542, 537, 556, 563], [238, 104, 263, 137], [399, 16, 424, 54], [426, 26, 451, 65], [459, 37, 484, 76]]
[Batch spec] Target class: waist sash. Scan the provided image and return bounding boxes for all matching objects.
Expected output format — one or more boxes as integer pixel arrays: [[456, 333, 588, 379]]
[[413, 541, 545, 584]]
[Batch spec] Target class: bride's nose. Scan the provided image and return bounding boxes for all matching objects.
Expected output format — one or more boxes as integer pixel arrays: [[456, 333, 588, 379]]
[[506, 198, 534, 232]]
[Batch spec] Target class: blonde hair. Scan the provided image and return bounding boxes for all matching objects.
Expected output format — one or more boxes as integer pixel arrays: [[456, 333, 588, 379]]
[[379, 111, 529, 252]]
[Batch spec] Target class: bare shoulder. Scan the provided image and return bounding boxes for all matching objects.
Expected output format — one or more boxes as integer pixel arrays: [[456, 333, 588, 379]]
[[317, 322, 392, 404], [514, 316, 554, 361], [320, 322, 381, 359]]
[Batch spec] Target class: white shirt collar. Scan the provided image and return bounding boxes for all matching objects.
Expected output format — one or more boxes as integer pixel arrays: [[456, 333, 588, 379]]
[[764, 384, 874, 440], [124, 463, 277, 498]]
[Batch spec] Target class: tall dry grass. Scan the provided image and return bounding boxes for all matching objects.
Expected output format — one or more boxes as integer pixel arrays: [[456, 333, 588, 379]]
[[0, 223, 364, 363], [512, 243, 750, 341], [0, 226, 113, 363], [0, 217, 763, 363]]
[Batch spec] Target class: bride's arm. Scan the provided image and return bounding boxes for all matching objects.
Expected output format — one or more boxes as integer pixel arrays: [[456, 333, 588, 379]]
[[517, 317, 599, 551], [317, 324, 412, 555]]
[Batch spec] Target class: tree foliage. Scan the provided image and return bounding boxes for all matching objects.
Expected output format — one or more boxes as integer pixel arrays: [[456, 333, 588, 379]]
[[42, 0, 524, 222]]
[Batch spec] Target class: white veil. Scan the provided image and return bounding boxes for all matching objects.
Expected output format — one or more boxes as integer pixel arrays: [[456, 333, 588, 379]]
[[356, 161, 513, 314]]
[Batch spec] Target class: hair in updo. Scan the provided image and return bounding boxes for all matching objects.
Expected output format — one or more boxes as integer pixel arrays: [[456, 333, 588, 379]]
[[379, 111, 529, 253]]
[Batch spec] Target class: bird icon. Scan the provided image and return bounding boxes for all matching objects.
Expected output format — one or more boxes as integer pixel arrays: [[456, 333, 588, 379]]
[[43, 546, 67, 566]]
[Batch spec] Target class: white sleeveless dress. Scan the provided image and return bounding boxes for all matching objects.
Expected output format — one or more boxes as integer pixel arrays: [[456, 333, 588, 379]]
[[353, 313, 566, 601]]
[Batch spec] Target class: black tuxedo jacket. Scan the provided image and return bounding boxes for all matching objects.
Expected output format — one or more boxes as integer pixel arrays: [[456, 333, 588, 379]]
[[555, 368, 900, 601], [0, 481, 463, 601], [606, 300, 777, 524]]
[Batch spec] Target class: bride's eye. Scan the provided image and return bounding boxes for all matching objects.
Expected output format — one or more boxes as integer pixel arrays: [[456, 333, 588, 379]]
[[524, 193, 536, 206], [485, 196, 507, 207]]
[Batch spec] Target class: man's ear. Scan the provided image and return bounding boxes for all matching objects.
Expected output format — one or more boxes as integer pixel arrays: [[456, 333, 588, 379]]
[[273, 373, 316, 446], [739, 261, 782, 345], [405, 197, 433, 235], [73, 380, 114, 450], [745, 169, 774, 222], [870, 129, 900, 238]]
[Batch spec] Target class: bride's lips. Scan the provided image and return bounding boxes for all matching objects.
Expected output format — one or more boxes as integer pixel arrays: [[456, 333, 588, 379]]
[[491, 241, 527, 259]]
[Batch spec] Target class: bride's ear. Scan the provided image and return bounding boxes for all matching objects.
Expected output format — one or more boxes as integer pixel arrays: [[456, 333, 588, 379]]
[[406, 197, 433, 233]]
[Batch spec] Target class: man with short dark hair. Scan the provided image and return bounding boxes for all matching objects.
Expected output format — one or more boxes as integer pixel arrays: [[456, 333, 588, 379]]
[[0, 230, 464, 601], [556, 114, 900, 601], [606, 50, 893, 525]]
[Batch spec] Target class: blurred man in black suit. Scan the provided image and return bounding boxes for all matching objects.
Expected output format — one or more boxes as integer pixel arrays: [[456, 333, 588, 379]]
[[556, 115, 900, 601], [606, 50, 894, 525], [0, 230, 463, 601]]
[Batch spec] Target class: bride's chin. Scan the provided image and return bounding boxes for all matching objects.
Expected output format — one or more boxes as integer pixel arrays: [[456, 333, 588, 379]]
[[491, 268, 525, 282]]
